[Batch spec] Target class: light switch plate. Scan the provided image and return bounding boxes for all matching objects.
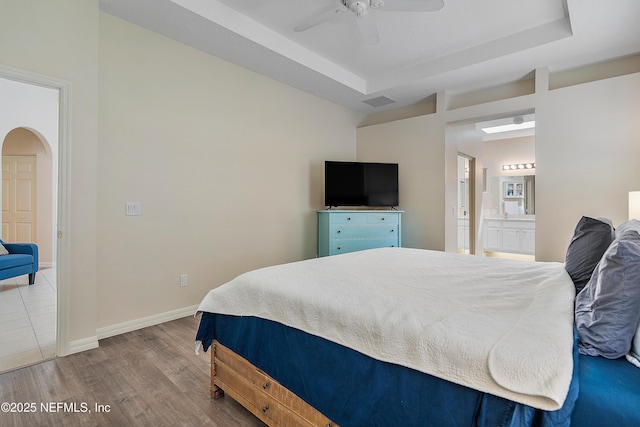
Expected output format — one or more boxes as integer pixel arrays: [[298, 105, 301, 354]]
[[125, 202, 141, 216]]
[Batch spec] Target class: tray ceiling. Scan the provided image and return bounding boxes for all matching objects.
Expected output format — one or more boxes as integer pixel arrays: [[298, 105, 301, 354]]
[[99, 0, 640, 113]]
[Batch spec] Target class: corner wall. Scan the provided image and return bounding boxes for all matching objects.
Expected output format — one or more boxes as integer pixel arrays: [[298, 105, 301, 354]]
[[357, 115, 446, 250], [96, 13, 360, 329], [536, 72, 640, 261]]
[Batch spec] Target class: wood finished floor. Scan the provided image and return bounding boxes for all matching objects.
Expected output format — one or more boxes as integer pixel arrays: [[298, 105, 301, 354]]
[[0, 316, 265, 427]]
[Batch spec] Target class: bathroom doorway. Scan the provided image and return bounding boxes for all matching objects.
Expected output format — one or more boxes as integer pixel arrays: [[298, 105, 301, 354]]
[[476, 114, 536, 259]]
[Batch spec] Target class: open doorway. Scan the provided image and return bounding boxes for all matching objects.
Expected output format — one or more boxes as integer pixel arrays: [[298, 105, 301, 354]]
[[476, 114, 536, 259], [0, 76, 60, 372], [445, 122, 483, 255]]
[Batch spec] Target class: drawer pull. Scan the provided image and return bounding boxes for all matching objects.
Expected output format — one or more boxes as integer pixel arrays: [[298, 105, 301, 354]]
[[337, 230, 341, 233], [391, 229, 395, 232], [262, 405, 269, 413], [347, 217, 351, 221], [262, 382, 270, 390], [337, 247, 341, 250], [381, 217, 385, 220]]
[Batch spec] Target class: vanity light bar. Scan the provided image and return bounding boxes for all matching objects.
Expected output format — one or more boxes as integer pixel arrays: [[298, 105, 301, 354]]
[[502, 163, 535, 171]]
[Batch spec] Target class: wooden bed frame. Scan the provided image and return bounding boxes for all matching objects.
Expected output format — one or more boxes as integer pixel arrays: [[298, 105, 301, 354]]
[[211, 340, 339, 427]]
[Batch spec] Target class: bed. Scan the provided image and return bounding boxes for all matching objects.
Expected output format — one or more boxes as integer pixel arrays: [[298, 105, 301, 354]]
[[195, 238, 640, 426]]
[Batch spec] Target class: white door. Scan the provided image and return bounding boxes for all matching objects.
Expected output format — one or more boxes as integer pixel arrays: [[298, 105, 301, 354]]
[[2, 155, 37, 243]]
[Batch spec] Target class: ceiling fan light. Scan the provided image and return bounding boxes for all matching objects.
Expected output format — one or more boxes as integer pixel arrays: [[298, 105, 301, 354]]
[[348, 1, 368, 17], [370, 0, 384, 9]]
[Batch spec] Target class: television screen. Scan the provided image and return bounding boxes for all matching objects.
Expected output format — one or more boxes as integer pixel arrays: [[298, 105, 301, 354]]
[[324, 161, 398, 207]]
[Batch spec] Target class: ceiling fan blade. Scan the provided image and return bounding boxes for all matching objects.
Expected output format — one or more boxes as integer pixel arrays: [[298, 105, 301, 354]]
[[356, 14, 379, 45], [294, 7, 344, 32], [381, 0, 444, 12]]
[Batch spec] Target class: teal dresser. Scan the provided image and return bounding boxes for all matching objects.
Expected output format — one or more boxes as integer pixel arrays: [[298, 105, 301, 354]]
[[317, 210, 403, 257]]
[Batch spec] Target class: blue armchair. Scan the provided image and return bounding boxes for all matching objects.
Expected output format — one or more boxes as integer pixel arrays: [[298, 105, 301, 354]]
[[0, 239, 38, 285]]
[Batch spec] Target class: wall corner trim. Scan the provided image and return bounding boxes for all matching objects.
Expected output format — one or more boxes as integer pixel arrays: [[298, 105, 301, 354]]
[[535, 67, 550, 95], [67, 336, 99, 355]]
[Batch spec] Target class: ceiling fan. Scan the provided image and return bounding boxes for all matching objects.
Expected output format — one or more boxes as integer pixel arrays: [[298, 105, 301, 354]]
[[294, 0, 445, 45]]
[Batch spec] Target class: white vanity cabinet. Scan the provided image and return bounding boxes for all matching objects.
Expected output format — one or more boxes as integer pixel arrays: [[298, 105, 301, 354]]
[[521, 224, 536, 253], [483, 218, 535, 255], [486, 221, 503, 249], [457, 217, 470, 250]]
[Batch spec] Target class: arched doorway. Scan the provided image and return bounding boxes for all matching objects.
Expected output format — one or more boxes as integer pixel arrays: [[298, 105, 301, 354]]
[[2, 128, 56, 249]]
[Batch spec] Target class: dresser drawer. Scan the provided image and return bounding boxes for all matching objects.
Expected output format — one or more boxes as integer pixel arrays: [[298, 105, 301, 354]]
[[329, 212, 369, 224], [330, 224, 399, 239], [331, 238, 399, 255], [366, 212, 400, 224]]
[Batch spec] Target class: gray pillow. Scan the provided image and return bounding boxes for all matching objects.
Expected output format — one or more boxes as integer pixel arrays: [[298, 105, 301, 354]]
[[565, 216, 615, 292], [616, 219, 640, 239], [576, 230, 640, 359]]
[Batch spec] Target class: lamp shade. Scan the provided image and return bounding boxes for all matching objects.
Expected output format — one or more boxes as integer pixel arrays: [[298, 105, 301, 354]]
[[629, 191, 640, 220]]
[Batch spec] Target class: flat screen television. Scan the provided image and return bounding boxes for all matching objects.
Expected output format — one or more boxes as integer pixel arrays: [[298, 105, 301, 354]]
[[324, 161, 399, 207]]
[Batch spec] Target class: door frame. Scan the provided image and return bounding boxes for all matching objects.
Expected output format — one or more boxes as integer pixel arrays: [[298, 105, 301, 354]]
[[457, 153, 476, 254], [0, 64, 72, 357]]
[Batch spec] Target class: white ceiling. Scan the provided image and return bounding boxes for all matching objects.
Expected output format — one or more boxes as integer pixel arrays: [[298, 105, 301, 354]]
[[99, 0, 640, 114]]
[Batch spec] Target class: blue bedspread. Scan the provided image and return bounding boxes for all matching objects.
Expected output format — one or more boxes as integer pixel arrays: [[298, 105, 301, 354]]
[[197, 313, 583, 427], [571, 354, 640, 426]]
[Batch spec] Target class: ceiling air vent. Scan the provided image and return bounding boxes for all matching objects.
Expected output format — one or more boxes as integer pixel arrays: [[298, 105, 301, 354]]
[[363, 96, 396, 107]]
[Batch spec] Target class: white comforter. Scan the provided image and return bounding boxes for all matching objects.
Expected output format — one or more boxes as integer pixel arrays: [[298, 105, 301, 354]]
[[197, 247, 576, 411]]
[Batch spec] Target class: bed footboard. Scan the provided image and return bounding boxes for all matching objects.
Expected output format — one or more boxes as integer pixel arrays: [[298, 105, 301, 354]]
[[211, 342, 225, 400], [211, 340, 338, 427]]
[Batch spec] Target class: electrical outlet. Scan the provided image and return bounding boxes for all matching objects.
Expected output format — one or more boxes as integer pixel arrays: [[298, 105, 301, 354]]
[[180, 274, 188, 287]]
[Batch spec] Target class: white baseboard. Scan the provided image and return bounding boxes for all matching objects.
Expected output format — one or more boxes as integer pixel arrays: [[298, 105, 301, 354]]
[[96, 304, 199, 340], [67, 336, 99, 355]]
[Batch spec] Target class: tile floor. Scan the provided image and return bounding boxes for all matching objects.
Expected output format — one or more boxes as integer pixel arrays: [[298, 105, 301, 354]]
[[0, 268, 56, 373]]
